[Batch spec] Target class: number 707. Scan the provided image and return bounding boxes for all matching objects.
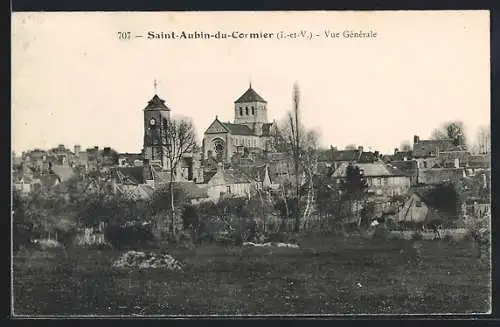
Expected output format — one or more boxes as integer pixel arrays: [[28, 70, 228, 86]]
[[118, 32, 131, 40]]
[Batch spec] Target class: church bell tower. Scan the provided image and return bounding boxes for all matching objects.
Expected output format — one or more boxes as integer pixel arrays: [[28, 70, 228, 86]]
[[143, 91, 171, 168]]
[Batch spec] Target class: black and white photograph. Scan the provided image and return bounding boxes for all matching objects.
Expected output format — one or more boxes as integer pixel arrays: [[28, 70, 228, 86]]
[[11, 11, 491, 316]]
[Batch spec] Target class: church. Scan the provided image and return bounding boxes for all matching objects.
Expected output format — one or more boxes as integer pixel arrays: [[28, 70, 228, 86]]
[[203, 84, 276, 163]]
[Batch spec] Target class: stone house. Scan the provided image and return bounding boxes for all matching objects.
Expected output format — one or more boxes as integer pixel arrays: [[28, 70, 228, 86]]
[[398, 187, 445, 223], [417, 167, 466, 185], [205, 163, 255, 201], [331, 161, 412, 196]]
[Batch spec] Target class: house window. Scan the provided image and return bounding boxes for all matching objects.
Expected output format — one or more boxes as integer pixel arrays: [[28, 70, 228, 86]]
[[415, 201, 422, 207], [239, 107, 243, 116], [252, 106, 255, 115], [246, 107, 249, 115], [226, 185, 231, 194], [423, 162, 428, 168]]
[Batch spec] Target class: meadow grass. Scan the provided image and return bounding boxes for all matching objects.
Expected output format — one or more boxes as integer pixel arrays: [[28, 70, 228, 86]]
[[12, 235, 490, 316]]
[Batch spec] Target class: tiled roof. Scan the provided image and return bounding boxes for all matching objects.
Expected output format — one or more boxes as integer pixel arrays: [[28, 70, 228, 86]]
[[145, 94, 170, 111], [203, 171, 217, 183], [331, 162, 409, 178], [390, 160, 418, 176], [331, 150, 361, 162], [223, 123, 255, 136], [358, 152, 378, 163], [235, 87, 267, 103], [392, 151, 413, 161]]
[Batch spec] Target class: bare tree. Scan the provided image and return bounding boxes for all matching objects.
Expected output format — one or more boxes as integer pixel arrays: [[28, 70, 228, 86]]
[[475, 124, 490, 154], [289, 82, 301, 232], [431, 121, 467, 147], [162, 116, 197, 236], [345, 144, 357, 150], [400, 141, 412, 152]]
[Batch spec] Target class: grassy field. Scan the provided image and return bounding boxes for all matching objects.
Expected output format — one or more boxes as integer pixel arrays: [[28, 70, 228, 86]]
[[12, 235, 491, 316]]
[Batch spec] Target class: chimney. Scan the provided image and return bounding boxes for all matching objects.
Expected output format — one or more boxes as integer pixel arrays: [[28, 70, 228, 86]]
[[394, 148, 399, 155], [414, 135, 420, 144], [74, 145, 81, 156]]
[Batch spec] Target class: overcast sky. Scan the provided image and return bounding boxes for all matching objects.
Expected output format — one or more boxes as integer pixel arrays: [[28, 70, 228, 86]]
[[12, 11, 490, 155]]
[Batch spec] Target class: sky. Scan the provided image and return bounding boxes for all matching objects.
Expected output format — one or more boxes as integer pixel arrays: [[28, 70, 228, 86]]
[[11, 11, 490, 155]]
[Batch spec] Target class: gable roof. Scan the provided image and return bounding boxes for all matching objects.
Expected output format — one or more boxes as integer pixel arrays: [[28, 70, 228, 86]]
[[358, 152, 378, 163], [390, 160, 418, 176], [392, 151, 413, 161], [331, 150, 361, 162], [207, 168, 252, 186], [235, 87, 267, 103], [144, 94, 170, 111], [331, 162, 410, 178], [205, 118, 230, 134]]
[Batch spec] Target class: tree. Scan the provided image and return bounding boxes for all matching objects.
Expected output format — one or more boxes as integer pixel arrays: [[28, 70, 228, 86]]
[[162, 116, 197, 236], [344, 144, 357, 150], [287, 83, 304, 232], [431, 121, 467, 147], [475, 124, 490, 154], [339, 163, 368, 225], [400, 141, 412, 152]]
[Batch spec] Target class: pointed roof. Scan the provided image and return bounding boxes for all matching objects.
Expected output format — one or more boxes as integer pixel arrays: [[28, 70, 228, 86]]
[[235, 86, 267, 103], [144, 94, 170, 111]]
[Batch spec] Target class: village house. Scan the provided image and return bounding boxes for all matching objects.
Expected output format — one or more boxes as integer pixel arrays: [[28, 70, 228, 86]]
[[398, 187, 445, 223], [331, 161, 411, 196], [417, 167, 466, 185], [204, 162, 256, 201], [118, 153, 143, 167], [327, 146, 380, 171], [466, 154, 491, 175]]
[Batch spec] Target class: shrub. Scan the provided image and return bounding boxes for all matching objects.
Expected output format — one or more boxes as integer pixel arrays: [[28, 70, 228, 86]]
[[412, 231, 423, 240], [104, 223, 157, 250]]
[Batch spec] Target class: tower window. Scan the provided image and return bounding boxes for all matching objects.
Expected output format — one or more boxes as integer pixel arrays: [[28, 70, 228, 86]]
[[252, 106, 255, 115], [245, 107, 249, 115], [239, 107, 243, 116]]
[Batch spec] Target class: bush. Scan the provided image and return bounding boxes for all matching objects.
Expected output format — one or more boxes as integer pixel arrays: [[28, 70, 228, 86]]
[[104, 223, 157, 250], [412, 231, 423, 240]]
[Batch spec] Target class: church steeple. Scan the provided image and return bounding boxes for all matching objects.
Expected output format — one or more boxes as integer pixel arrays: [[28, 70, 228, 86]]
[[234, 83, 268, 125]]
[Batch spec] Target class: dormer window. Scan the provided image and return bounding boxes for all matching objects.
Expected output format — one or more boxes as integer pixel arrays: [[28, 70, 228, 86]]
[[252, 106, 255, 115], [245, 107, 249, 115]]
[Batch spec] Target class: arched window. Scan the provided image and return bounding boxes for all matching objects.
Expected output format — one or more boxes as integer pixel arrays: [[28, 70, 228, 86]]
[[251, 106, 255, 115], [245, 107, 249, 115], [239, 107, 243, 116]]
